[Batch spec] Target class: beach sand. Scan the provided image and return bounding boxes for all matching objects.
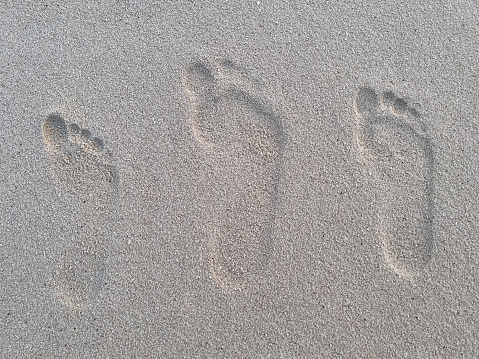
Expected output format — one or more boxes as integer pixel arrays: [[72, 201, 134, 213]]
[[1, 1, 478, 357]]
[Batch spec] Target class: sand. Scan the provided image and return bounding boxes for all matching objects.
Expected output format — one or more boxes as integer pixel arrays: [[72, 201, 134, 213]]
[[1, 1, 478, 358]]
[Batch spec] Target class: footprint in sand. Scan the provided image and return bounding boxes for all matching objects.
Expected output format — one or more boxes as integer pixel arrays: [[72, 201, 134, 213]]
[[353, 87, 435, 278], [42, 113, 118, 308], [184, 59, 285, 290]]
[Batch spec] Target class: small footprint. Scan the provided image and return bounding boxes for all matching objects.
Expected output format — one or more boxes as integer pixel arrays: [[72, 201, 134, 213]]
[[353, 88, 435, 278], [184, 59, 285, 290], [42, 113, 118, 308]]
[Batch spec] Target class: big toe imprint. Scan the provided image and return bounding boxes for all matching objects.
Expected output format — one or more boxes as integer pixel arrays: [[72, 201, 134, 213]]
[[184, 59, 285, 290], [42, 113, 118, 308], [354, 88, 435, 278]]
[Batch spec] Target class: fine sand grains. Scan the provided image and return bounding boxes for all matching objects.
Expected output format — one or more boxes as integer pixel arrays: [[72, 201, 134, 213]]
[[353, 87, 435, 278], [183, 59, 286, 290], [42, 114, 119, 309]]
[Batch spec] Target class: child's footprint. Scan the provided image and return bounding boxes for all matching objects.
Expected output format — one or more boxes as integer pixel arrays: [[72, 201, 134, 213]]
[[353, 88, 435, 278], [184, 60, 285, 290], [42, 113, 118, 308]]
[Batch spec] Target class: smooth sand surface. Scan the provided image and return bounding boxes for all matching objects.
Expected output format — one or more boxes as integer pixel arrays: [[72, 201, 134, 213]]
[[1, 1, 478, 357]]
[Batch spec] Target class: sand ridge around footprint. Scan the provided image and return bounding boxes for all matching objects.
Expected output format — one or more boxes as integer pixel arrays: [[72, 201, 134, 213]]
[[184, 59, 286, 291], [353, 87, 435, 278], [42, 113, 119, 309]]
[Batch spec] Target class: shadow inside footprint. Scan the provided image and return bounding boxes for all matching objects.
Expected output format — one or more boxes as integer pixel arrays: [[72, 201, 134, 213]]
[[55, 252, 106, 310], [354, 87, 435, 278], [184, 59, 286, 290], [42, 113, 118, 308], [42, 113, 118, 199]]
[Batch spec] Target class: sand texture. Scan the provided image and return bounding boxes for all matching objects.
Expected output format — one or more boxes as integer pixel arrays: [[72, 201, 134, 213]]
[[1, 1, 479, 358]]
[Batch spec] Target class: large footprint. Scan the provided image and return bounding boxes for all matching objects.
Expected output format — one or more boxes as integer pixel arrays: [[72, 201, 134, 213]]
[[42, 113, 118, 308], [184, 60, 285, 290], [353, 88, 435, 278]]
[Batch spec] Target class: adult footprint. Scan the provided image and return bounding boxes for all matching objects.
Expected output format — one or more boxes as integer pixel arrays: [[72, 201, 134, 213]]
[[42, 113, 118, 308], [184, 60, 285, 290], [353, 88, 434, 278]]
